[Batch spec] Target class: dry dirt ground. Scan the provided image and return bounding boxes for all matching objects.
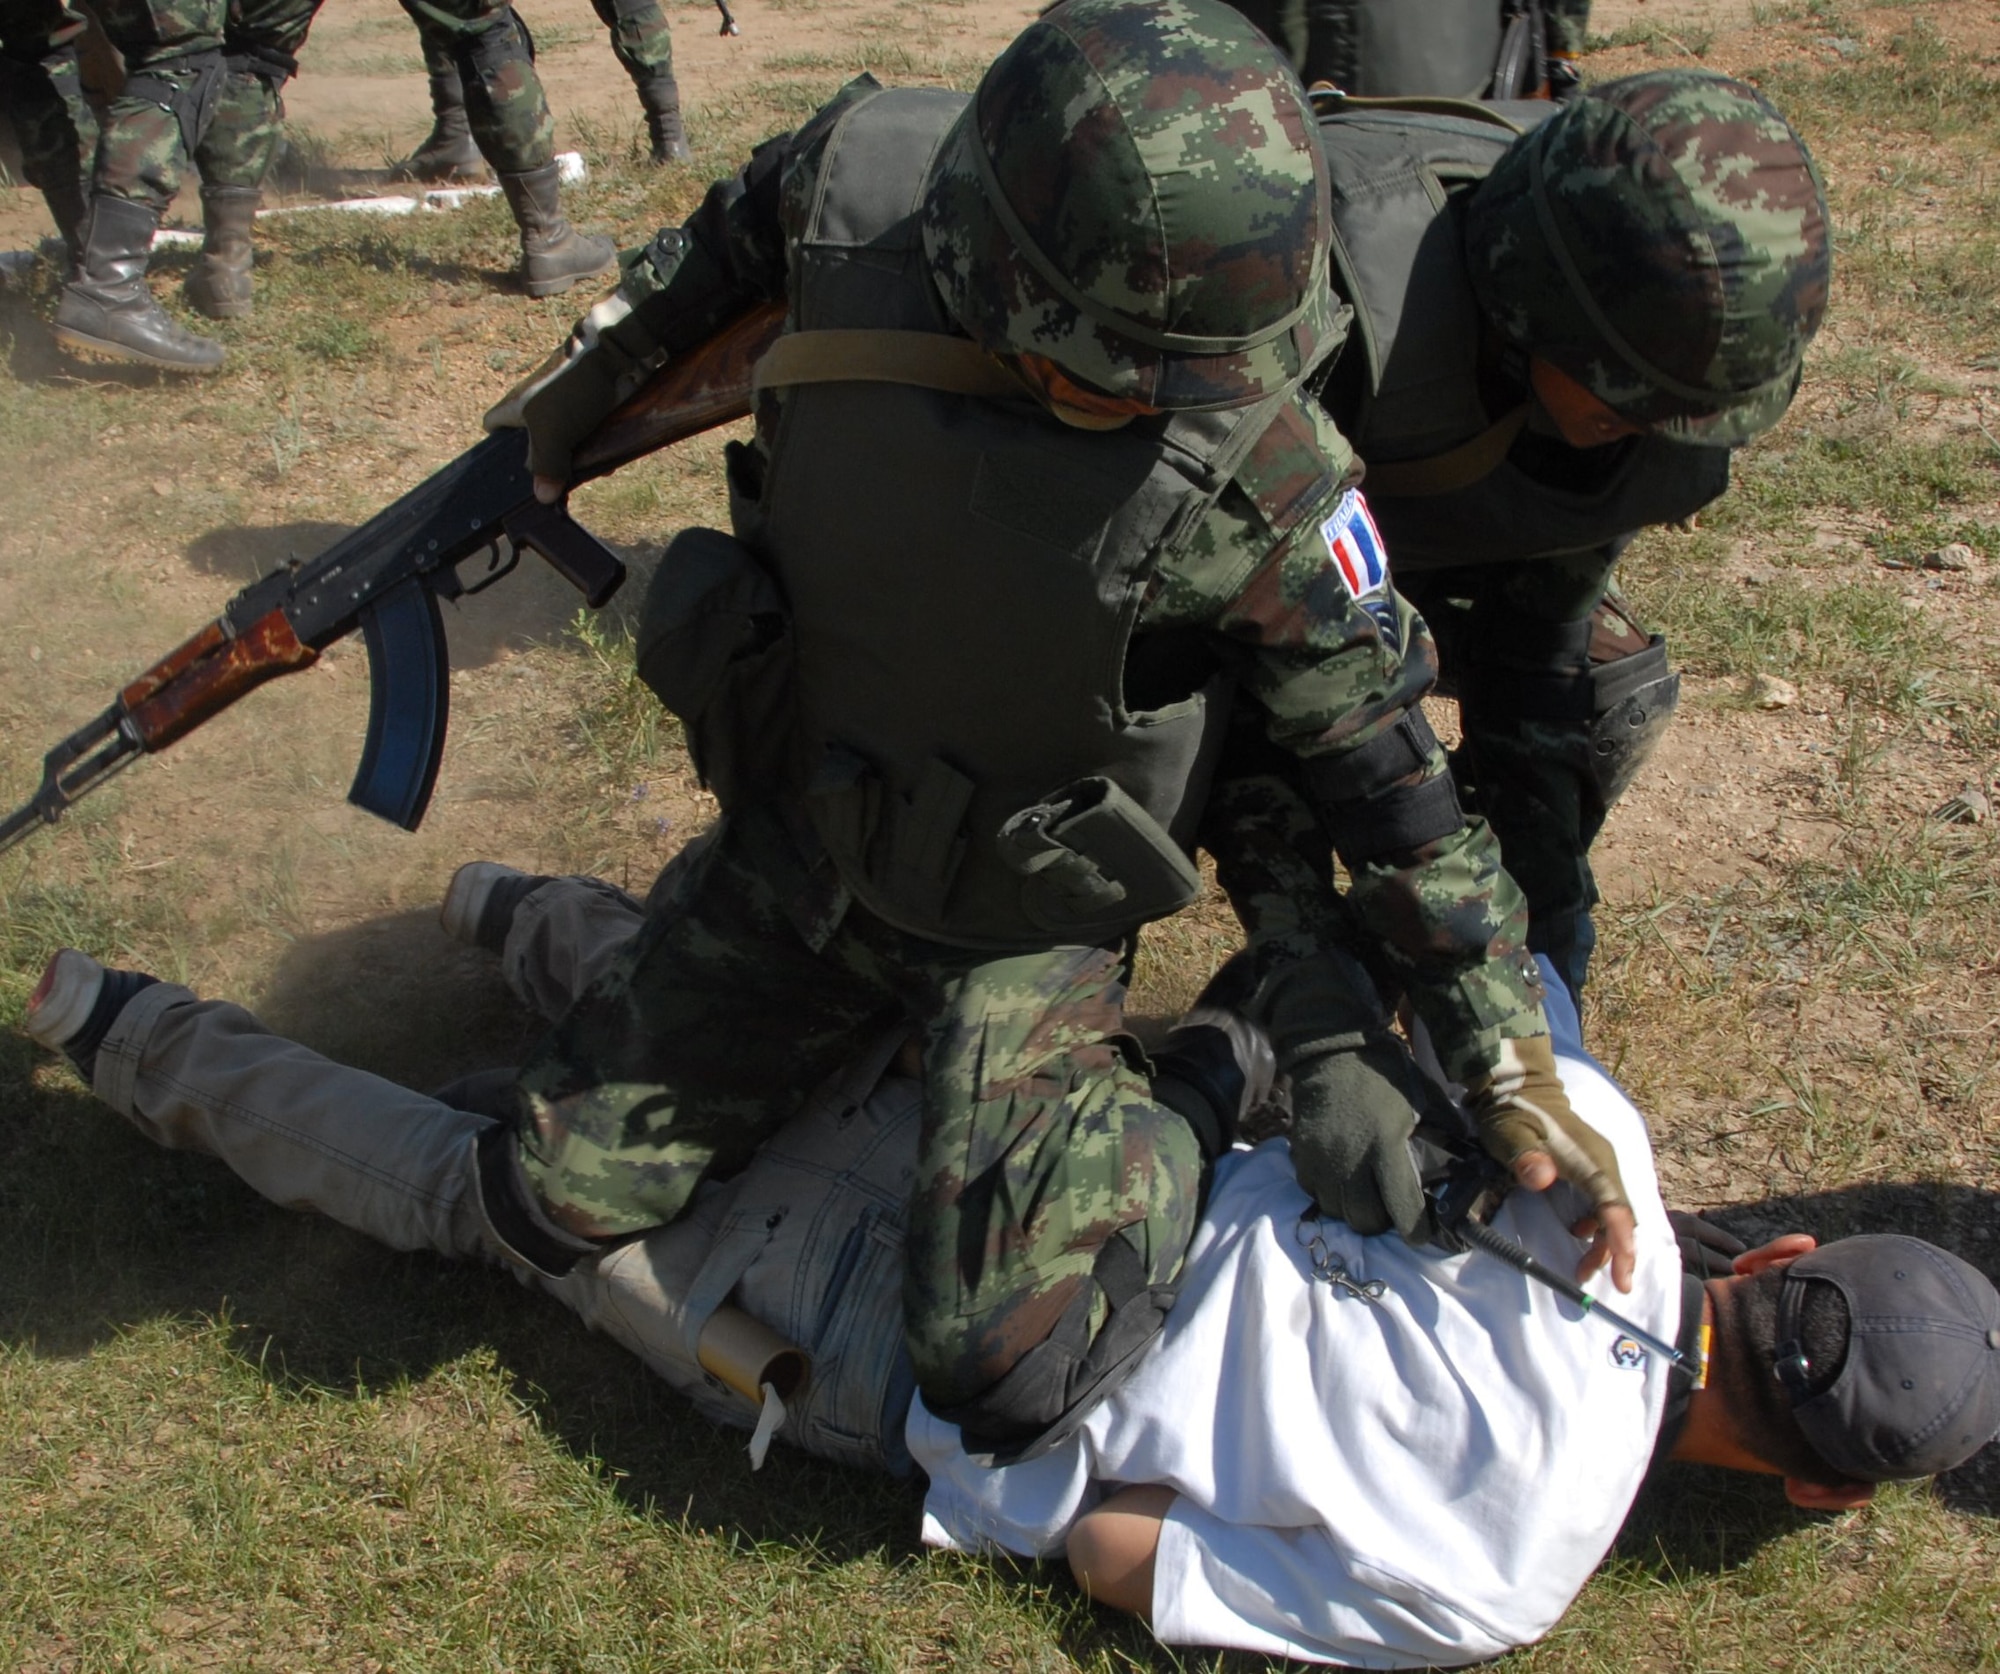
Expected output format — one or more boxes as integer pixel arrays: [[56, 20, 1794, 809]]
[[0, 0, 1997, 1579]]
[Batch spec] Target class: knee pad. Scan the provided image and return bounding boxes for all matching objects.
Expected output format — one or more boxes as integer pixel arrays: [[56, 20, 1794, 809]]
[[1587, 631, 1679, 807], [923, 1232, 1179, 1467]]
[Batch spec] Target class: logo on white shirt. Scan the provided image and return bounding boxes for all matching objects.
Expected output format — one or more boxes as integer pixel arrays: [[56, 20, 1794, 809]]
[[1609, 1335, 1650, 1371]]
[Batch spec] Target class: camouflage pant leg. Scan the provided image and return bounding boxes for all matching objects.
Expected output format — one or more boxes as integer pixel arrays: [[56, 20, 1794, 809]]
[[0, 0, 99, 199], [511, 817, 907, 1240], [586, 0, 672, 82], [88, 0, 228, 208], [190, 0, 323, 188], [902, 941, 1203, 1412], [1403, 551, 1616, 996], [397, 0, 553, 172]]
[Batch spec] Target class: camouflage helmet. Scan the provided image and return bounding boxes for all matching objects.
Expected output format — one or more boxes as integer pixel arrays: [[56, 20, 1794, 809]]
[[921, 0, 1341, 411], [1463, 69, 1831, 445]]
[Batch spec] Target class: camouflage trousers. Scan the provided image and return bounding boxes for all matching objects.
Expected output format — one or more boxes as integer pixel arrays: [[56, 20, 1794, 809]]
[[204, 0, 327, 190], [1398, 547, 1618, 997], [0, 0, 98, 222], [397, 0, 555, 173], [511, 812, 1203, 1417], [84, 0, 322, 208], [411, 0, 674, 87]]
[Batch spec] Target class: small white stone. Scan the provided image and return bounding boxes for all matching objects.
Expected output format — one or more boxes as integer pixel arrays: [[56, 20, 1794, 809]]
[[1748, 673, 1797, 710]]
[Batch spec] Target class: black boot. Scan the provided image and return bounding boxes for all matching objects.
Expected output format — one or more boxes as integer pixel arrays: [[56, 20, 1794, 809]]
[[391, 64, 488, 183], [498, 162, 615, 298], [185, 185, 260, 320], [634, 67, 692, 164], [42, 174, 89, 279], [53, 195, 225, 373]]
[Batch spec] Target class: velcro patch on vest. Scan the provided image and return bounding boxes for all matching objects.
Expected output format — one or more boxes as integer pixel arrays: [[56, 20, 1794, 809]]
[[1320, 489, 1389, 601]]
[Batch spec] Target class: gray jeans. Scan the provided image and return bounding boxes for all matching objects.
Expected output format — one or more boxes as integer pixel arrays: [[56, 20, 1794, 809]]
[[90, 874, 918, 1474]]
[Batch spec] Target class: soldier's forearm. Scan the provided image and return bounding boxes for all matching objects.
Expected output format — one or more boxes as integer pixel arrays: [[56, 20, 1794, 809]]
[[1344, 814, 1548, 1083]]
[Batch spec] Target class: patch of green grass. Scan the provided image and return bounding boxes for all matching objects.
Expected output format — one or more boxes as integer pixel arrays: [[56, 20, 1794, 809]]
[[1754, 15, 2000, 146]]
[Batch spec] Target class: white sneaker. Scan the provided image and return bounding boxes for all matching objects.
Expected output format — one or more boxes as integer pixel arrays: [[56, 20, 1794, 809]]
[[25, 948, 106, 1053]]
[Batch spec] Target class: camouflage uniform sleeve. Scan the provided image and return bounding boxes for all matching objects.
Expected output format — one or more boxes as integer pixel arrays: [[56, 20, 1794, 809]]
[[1145, 394, 1548, 1081]]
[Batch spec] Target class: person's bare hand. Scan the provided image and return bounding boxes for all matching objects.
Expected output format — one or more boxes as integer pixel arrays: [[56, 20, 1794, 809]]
[[1511, 1149, 1637, 1291], [534, 474, 565, 504]]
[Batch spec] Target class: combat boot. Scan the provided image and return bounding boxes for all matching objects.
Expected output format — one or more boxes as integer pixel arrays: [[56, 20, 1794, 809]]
[[634, 67, 692, 165], [185, 186, 261, 320], [499, 162, 616, 298], [53, 195, 225, 373], [391, 64, 489, 183]]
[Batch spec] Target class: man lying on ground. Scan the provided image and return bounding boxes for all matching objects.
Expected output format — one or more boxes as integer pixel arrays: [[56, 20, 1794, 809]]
[[21, 856, 2000, 1665]]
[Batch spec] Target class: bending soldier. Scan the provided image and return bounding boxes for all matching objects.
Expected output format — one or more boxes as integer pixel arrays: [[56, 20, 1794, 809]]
[[472, 0, 1637, 1455], [396, 0, 691, 179], [1311, 72, 1831, 996]]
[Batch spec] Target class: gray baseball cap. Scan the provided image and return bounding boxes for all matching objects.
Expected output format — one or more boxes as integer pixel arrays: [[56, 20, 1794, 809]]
[[1775, 1235, 2000, 1482]]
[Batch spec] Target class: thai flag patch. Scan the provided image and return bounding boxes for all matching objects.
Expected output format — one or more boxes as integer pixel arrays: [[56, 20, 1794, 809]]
[[1320, 489, 1389, 601]]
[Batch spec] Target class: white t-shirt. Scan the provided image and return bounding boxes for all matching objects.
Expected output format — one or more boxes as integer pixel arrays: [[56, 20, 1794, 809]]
[[910, 1052, 1682, 1667]]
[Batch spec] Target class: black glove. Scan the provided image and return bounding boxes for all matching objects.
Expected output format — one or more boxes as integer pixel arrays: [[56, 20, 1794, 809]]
[[1288, 1031, 1458, 1242], [1668, 1210, 1747, 1278]]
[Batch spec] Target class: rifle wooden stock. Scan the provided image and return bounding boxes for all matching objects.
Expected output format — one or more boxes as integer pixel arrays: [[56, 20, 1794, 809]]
[[119, 610, 319, 752], [572, 301, 787, 480], [0, 297, 794, 858]]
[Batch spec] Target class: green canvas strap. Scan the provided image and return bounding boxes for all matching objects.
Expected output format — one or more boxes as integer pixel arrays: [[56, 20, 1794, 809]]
[[1359, 403, 1530, 497], [754, 328, 1030, 401]]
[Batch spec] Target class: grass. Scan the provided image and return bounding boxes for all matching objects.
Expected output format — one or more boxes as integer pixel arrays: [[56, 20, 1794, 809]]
[[1, 0, 1998, 1667]]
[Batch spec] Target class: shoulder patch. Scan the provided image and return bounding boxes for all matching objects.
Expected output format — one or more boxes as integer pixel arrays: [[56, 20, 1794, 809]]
[[1237, 399, 1339, 535], [1319, 488, 1389, 602]]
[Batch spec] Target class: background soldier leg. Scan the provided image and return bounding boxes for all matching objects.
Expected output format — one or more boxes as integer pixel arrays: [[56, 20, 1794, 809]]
[[395, 0, 613, 295], [0, 0, 100, 268], [182, 0, 324, 319], [391, 25, 486, 182], [586, 0, 688, 162], [1407, 553, 1615, 999], [53, 0, 229, 370]]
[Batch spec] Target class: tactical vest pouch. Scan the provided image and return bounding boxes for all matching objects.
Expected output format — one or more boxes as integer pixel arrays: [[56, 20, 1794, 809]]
[[634, 526, 796, 809], [998, 776, 1203, 940]]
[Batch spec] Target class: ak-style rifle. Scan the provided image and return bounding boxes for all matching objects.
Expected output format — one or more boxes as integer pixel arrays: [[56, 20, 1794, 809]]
[[0, 303, 787, 857]]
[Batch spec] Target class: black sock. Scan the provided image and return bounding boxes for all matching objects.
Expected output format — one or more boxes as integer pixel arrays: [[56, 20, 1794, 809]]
[[475, 872, 554, 955], [65, 969, 160, 1085]]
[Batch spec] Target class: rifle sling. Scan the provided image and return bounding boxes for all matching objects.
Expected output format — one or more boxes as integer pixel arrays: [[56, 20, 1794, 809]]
[[753, 329, 1030, 402], [1358, 403, 1530, 498]]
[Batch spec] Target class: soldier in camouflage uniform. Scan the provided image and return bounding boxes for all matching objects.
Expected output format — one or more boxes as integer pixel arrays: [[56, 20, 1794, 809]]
[[381, 0, 619, 297], [179, 0, 329, 321], [43, 0, 330, 369], [0, 0, 98, 269], [480, 0, 1637, 1458], [1306, 73, 1829, 1012], [395, 0, 689, 180]]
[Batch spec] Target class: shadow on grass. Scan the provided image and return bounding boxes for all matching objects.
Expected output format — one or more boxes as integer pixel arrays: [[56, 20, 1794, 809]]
[[179, 519, 658, 667], [0, 911, 932, 1572]]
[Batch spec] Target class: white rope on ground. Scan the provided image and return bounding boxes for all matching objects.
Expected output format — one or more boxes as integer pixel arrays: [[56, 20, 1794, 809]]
[[0, 152, 587, 265]]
